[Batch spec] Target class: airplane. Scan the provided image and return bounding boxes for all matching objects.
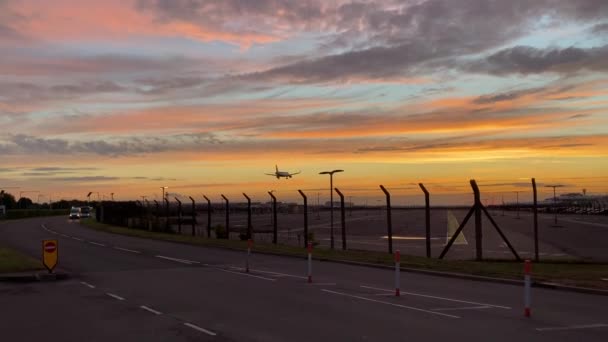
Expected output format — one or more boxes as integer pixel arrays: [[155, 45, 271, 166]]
[[265, 165, 301, 179]]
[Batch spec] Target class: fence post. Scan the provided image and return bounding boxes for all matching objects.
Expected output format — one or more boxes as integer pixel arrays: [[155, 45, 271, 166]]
[[174, 197, 182, 234], [203, 195, 211, 238], [221, 194, 230, 239], [243, 193, 252, 239], [532, 178, 539, 262], [380, 185, 393, 254], [470, 180, 483, 261], [298, 190, 308, 247], [524, 260, 532, 317], [419, 183, 431, 258], [269, 191, 277, 244], [154, 200, 159, 220], [164, 197, 170, 232], [189, 196, 196, 236], [334, 188, 346, 250]]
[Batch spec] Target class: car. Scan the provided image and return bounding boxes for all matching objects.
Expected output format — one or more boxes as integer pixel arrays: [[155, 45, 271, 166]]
[[69, 207, 81, 220], [80, 206, 92, 218]]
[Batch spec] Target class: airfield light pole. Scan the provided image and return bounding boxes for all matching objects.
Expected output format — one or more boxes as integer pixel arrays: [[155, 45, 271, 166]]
[[514, 191, 521, 219], [111, 192, 114, 201], [319, 169, 344, 249], [545, 185, 565, 225], [160, 186, 168, 201]]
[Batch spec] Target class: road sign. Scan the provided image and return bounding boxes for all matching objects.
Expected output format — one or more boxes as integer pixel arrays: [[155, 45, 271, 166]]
[[42, 239, 58, 273]]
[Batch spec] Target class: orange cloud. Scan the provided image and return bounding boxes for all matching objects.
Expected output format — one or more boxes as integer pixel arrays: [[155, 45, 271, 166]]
[[9, 0, 280, 47]]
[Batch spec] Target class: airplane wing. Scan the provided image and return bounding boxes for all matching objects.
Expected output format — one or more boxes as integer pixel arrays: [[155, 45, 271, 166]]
[[265, 173, 277, 176], [289, 171, 302, 176]]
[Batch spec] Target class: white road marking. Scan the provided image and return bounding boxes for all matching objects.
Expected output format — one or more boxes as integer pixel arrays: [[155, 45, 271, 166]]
[[155, 255, 200, 265], [536, 324, 608, 332], [217, 268, 276, 281], [229, 266, 307, 280], [72, 237, 84, 241], [140, 305, 162, 315], [431, 306, 492, 311], [114, 246, 141, 254], [602, 278, 608, 282], [183, 322, 217, 336], [310, 283, 337, 286], [360, 285, 511, 309], [60, 234, 71, 238], [88, 241, 106, 247], [80, 281, 95, 289], [106, 293, 125, 301], [322, 289, 459, 319]]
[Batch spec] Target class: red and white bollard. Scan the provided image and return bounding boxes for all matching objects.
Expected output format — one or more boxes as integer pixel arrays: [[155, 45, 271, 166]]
[[307, 242, 312, 283], [246, 239, 252, 273], [395, 250, 401, 296], [524, 259, 532, 317]]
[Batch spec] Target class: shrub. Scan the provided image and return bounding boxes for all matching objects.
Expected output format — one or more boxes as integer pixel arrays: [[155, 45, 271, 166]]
[[214, 224, 228, 239]]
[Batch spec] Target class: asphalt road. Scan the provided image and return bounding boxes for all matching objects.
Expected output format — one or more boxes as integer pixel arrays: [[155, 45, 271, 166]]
[[2, 216, 608, 341]]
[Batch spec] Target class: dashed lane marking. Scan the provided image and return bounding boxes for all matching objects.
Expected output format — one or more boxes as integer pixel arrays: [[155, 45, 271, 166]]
[[140, 305, 162, 315], [322, 289, 460, 319], [216, 268, 277, 281], [114, 246, 141, 254], [106, 293, 125, 301], [536, 324, 608, 332], [72, 237, 84, 241], [229, 266, 307, 280], [80, 281, 95, 289], [183, 323, 217, 336], [360, 285, 511, 309], [88, 241, 106, 247], [155, 255, 200, 265], [431, 306, 492, 311]]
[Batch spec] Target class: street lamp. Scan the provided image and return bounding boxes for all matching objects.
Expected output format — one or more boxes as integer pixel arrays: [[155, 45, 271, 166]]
[[111, 193, 115, 201], [545, 184, 565, 225], [19, 190, 39, 209], [319, 169, 344, 249], [160, 186, 168, 200]]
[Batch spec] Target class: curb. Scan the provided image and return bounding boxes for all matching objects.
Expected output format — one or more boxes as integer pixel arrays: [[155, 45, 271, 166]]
[[80, 223, 608, 296], [0, 272, 70, 283]]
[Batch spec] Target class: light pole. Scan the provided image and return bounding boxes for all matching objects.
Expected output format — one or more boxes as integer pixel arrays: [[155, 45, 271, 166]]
[[545, 184, 564, 225], [19, 190, 39, 209], [268, 190, 275, 225], [319, 169, 344, 249], [514, 191, 521, 219], [111, 193, 114, 201], [160, 186, 168, 201]]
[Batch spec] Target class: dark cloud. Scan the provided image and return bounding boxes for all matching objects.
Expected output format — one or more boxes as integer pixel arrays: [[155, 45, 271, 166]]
[[0, 80, 127, 104], [215, 0, 608, 83], [466, 44, 608, 75], [30, 167, 99, 172], [473, 87, 546, 104], [53, 176, 121, 182], [0, 133, 222, 157], [591, 22, 608, 34]]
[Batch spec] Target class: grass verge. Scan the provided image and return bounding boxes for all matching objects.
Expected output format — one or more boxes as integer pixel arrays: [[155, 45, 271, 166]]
[[81, 219, 608, 290], [2, 209, 68, 220], [0, 246, 43, 274]]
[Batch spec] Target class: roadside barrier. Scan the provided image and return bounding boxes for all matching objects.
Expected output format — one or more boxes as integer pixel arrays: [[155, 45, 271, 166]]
[[524, 260, 532, 317], [395, 250, 400, 296]]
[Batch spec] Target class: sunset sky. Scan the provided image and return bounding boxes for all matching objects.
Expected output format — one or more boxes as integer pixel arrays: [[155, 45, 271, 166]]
[[1, 0, 607, 205]]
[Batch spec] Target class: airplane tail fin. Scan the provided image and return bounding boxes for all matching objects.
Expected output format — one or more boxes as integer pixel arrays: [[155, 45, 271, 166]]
[[275, 164, 278, 173]]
